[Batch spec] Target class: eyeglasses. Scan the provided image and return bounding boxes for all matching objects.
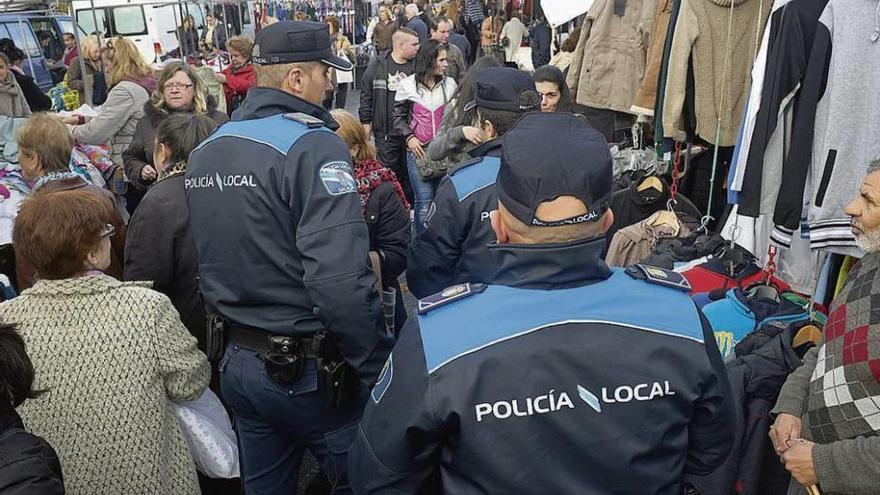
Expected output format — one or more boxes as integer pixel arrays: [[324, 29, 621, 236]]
[[164, 83, 194, 91], [99, 223, 116, 238]]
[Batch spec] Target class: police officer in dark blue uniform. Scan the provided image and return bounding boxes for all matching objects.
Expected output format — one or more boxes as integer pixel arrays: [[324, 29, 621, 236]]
[[185, 21, 392, 494], [406, 67, 540, 298], [350, 113, 734, 494]]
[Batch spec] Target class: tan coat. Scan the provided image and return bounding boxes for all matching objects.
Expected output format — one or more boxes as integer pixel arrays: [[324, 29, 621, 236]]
[[3, 275, 209, 494], [566, 0, 656, 114], [71, 80, 152, 168], [631, 0, 674, 115]]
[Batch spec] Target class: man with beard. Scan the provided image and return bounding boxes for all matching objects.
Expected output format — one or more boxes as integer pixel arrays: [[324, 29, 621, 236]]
[[770, 160, 880, 495]]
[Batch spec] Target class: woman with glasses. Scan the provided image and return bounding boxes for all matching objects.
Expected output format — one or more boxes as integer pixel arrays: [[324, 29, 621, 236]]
[[0, 188, 209, 494], [125, 113, 218, 352], [123, 62, 228, 200], [14, 113, 126, 290]]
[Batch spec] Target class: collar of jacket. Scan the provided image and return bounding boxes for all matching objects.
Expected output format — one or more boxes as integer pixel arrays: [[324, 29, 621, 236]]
[[487, 235, 613, 289], [231, 87, 339, 130], [25, 274, 151, 297], [468, 138, 502, 158]]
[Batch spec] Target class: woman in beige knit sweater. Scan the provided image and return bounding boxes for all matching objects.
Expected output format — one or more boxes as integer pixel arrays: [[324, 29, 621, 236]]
[[0, 189, 209, 494]]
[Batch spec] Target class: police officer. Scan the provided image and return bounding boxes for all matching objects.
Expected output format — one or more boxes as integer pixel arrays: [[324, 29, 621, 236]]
[[350, 113, 734, 494], [406, 67, 540, 298], [185, 21, 392, 494]]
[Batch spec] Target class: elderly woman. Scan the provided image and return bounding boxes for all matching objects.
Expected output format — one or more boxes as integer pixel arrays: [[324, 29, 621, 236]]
[[214, 36, 255, 114], [125, 113, 218, 351], [373, 6, 397, 52], [0, 53, 29, 117], [123, 62, 228, 195], [15, 113, 126, 289], [323, 15, 356, 110], [65, 35, 102, 106], [0, 188, 209, 494]]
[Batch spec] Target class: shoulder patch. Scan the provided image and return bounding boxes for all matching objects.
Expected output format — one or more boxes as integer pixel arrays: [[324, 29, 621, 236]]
[[448, 156, 501, 202], [319, 161, 358, 195], [418, 283, 487, 314], [625, 264, 692, 291]]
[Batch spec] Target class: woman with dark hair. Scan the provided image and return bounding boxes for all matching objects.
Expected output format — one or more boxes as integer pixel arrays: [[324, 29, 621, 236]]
[[125, 113, 219, 351], [392, 39, 456, 233], [123, 62, 228, 196], [0, 53, 29, 117], [0, 323, 64, 494], [532, 64, 572, 113], [1, 188, 208, 493], [427, 55, 502, 164], [176, 14, 199, 57]]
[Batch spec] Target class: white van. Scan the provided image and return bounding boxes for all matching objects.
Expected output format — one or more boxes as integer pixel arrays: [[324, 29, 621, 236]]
[[71, 0, 255, 63]]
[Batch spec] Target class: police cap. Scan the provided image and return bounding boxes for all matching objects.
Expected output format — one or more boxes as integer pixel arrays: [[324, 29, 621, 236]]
[[468, 67, 538, 112], [252, 21, 353, 71], [497, 112, 612, 227]]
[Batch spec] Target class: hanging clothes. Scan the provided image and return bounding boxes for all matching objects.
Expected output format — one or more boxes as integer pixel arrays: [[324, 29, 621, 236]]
[[727, 0, 793, 201], [737, 0, 829, 219], [631, 0, 675, 115], [661, 0, 772, 146], [771, 0, 880, 256], [605, 176, 702, 248], [565, 0, 657, 114], [605, 212, 692, 267], [652, 0, 683, 143]]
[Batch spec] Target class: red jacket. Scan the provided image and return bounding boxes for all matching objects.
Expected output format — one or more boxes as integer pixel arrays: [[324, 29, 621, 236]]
[[221, 63, 255, 112], [62, 46, 78, 68]]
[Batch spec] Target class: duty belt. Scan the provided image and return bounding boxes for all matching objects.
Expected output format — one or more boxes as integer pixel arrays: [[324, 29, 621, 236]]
[[226, 323, 320, 357]]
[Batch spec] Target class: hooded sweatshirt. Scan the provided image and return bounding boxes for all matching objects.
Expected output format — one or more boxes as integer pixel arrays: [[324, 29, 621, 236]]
[[771, 0, 880, 255]]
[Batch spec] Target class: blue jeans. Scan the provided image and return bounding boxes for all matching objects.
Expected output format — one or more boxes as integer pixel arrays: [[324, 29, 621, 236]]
[[407, 152, 438, 235], [219, 344, 361, 494]]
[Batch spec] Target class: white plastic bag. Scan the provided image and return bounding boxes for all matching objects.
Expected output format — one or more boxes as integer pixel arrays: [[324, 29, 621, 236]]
[[335, 51, 354, 84], [173, 388, 240, 478]]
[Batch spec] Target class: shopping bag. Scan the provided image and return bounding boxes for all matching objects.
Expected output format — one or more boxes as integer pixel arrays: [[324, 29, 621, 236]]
[[336, 51, 354, 84], [173, 388, 240, 478]]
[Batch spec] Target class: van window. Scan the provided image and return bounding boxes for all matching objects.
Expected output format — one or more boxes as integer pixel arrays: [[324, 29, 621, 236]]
[[77, 8, 109, 37], [112, 6, 147, 36], [29, 19, 64, 61], [4, 22, 42, 58]]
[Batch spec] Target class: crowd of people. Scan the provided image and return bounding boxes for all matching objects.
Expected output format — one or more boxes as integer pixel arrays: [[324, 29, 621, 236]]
[[0, 1, 876, 495]]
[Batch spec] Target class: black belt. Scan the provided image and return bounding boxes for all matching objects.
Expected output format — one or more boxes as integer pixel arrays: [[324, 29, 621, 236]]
[[226, 323, 320, 357]]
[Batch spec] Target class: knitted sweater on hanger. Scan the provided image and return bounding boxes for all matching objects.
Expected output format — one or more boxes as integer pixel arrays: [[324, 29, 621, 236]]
[[662, 0, 772, 146]]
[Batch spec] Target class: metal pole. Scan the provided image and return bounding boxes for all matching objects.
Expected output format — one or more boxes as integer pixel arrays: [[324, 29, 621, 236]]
[[69, 1, 92, 105], [16, 17, 36, 80]]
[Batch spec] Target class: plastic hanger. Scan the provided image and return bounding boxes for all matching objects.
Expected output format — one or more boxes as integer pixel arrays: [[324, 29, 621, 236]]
[[793, 325, 822, 349], [637, 175, 664, 193]]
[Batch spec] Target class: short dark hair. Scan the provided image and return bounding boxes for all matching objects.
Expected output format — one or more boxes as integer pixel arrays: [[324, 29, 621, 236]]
[[478, 90, 541, 135], [0, 323, 40, 409], [13, 189, 112, 280], [156, 113, 218, 163], [430, 15, 451, 31]]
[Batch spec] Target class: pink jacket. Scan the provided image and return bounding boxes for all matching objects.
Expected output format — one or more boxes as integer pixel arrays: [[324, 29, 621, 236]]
[[393, 75, 457, 144]]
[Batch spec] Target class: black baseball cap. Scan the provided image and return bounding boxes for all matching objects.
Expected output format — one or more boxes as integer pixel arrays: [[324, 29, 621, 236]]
[[466, 67, 537, 112], [497, 112, 613, 227], [252, 21, 353, 71]]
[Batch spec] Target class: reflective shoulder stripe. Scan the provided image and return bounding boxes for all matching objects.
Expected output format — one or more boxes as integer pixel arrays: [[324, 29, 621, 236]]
[[448, 156, 501, 202], [195, 114, 333, 155]]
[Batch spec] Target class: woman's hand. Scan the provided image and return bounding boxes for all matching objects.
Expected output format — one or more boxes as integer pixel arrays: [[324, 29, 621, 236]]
[[61, 115, 80, 125], [140, 165, 158, 182], [462, 126, 484, 145], [213, 72, 227, 84], [407, 136, 425, 160]]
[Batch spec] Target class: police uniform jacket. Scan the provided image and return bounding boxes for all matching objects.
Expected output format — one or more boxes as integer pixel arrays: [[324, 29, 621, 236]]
[[406, 139, 502, 299], [185, 87, 391, 385], [351, 235, 735, 494]]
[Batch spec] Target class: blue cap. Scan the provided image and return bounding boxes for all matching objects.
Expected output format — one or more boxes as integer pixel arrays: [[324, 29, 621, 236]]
[[252, 21, 353, 70], [497, 112, 612, 227], [468, 67, 538, 112]]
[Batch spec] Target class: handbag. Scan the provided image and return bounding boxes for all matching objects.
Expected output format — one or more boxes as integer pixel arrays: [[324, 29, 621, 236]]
[[414, 148, 457, 181], [173, 388, 240, 478], [335, 51, 354, 84]]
